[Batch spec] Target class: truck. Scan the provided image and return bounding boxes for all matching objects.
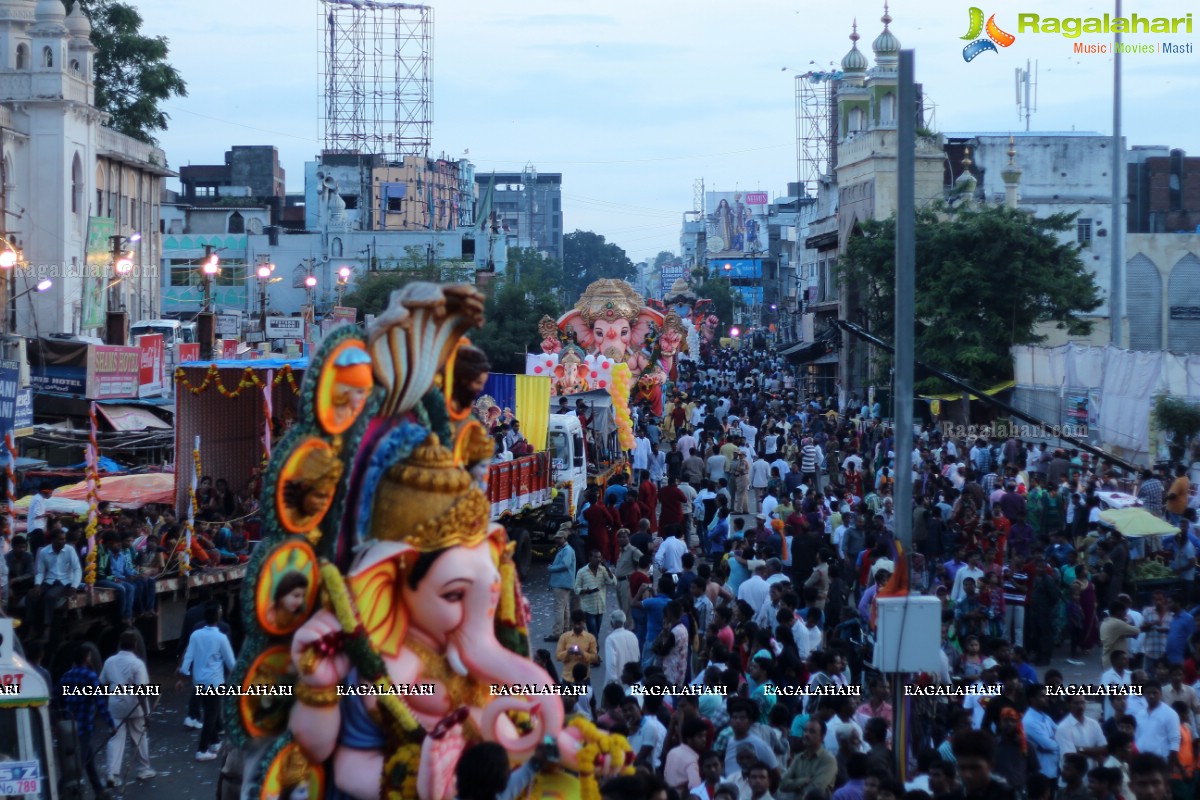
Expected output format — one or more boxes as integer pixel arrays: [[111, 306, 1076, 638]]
[[0, 619, 61, 800], [489, 389, 628, 577]]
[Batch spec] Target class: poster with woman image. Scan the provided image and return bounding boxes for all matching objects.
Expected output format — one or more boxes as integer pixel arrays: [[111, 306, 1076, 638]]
[[82, 216, 115, 330]]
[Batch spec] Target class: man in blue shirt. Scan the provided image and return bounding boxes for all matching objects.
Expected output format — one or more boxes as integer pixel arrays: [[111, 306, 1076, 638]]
[[634, 574, 675, 670], [60, 644, 115, 797], [1166, 596, 1195, 666], [177, 603, 236, 761], [545, 527, 576, 643]]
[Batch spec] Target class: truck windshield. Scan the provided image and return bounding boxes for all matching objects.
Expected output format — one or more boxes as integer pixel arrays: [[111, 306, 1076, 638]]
[[0, 706, 50, 799], [131, 326, 177, 346], [548, 432, 568, 465]]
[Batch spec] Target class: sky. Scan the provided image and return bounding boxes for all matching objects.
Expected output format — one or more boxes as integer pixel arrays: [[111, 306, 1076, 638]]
[[139, 0, 1200, 263]]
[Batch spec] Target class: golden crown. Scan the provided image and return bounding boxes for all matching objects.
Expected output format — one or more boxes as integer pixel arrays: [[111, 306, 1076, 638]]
[[372, 434, 490, 550], [576, 279, 643, 326]]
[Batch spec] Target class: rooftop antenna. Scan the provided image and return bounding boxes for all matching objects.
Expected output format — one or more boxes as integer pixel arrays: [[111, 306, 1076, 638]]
[[1015, 59, 1038, 131]]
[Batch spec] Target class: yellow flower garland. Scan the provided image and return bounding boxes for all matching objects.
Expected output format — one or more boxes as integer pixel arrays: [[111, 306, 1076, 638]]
[[568, 717, 636, 800], [173, 364, 301, 398], [383, 743, 421, 800]]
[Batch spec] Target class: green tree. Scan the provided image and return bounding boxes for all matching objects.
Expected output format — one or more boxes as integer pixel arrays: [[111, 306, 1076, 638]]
[[840, 203, 1102, 392], [562, 230, 635, 297], [653, 251, 676, 271], [70, 0, 187, 145], [341, 248, 474, 317], [470, 249, 565, 373]]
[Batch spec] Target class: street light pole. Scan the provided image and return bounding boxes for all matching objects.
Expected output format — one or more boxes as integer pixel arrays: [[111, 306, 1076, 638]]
[[201, 244, 220, 313], [336, 266, 351, 306], [256, 256, 275, 338]]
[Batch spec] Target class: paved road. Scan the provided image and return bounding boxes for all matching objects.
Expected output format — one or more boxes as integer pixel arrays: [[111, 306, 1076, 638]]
[[110, 558, 1100, 800]]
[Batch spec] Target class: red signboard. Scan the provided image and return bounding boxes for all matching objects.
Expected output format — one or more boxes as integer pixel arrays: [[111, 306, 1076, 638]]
[[745, 192, 769, 205], [221, 339, 239, 359], [86, 345, 140, 400], [177, 343, 200, 363], [136, 334, 164, 397]]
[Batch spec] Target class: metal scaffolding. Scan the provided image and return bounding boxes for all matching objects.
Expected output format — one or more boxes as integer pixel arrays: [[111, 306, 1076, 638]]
[[319, 0, 433, 158], [795, 71, 840, 198]]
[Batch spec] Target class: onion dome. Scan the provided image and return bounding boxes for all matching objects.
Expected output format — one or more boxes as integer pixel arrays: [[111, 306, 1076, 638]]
[[841, 20, 869, 74], [872, 1, 900, 68]]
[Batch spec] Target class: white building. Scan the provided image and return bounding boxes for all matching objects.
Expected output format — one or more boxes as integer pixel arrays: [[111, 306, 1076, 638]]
[[0, 0, 169, 336]]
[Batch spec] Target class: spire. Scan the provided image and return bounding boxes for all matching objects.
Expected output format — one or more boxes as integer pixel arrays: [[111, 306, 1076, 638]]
[[841, 18, 869, 75], [872, 1, 901, 69], [1002, 134, 1024, 208], [955, 146, 978, 199]]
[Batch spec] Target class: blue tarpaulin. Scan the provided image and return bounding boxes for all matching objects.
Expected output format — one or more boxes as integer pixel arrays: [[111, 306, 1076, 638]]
[[179, 358, 308, 370], [67, 456, 125, 473]]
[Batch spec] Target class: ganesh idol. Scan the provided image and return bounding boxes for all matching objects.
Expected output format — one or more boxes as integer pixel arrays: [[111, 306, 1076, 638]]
[[556, 278, 663, 375], [226, 284, 628, 800]]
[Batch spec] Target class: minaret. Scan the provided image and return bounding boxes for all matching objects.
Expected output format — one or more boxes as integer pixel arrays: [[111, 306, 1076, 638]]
[[955, 147, 977, 204], [872, 1, 900, 71], [1001, 135, 1023, 208]]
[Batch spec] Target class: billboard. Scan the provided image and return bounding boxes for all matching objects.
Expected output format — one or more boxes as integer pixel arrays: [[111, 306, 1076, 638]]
[[705, 191, 768, 257], [708, 258, 763, 280], [86, 346, 140, 400], [659, 264, 686, 296], [14, 388, 32, 433], [266, 317, 304, 340], [136, 334, 164, 397], [82, 217, 115, 330]]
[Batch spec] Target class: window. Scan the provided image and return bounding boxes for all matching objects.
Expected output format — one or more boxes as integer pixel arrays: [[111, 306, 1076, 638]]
[[227, 211, 244, 234], [387, 196, 403, 212], [95, 165, 104, 215], [194, 185, 215, 198], [340, 194, 358, 210], [848, 107, 864, 133], [330, 237, 343, 257], [880, 92, 896, 125], [1077, 219, 1093, 246], [41, 47, 52, 68], [552, 198, 560, 212], [15, 44, 26, 70], [71, 154, 82, 214], [69, 59, 80, 77]]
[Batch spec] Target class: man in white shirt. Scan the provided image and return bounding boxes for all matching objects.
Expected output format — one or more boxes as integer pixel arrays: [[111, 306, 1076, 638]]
[[29, 528, 82, 639], [677, 431, 698, 461], [1055, 695, 1107, 770], [100, 630, 156, 781], [632, 432, 652, 484], [654, 527, 688, 576], [1097, 650, 1132, 720], [1134, 682, 1181, 764], [621, 695, 666, 771], [737, 561, 771, 614], [603, 611, 640, 686], [950, 550, 986, 604], [27, 486, 52, 533]]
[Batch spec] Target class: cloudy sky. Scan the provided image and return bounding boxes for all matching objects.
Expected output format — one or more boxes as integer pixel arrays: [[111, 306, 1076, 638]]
[[141, 0, 1200, 262]]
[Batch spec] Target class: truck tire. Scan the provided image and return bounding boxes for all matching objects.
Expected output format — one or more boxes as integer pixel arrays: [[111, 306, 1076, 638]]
[[512, 528, 533, 581]]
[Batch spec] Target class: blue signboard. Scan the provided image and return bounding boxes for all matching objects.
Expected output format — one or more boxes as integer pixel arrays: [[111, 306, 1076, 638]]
[[709, 258, 762, 280], [30, 365, 87, 395], [14, 388, 31, 430], [0, 361, 16, 432]]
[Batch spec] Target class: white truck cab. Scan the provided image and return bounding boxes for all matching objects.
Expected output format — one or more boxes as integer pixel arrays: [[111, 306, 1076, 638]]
[[0, 620, 57, 800], [546, 413, 588, 520]]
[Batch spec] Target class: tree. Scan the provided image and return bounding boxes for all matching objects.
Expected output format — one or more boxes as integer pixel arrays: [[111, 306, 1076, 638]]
[[470, 249, 566, 373], [1153, 394, 1200, 463], [69, 0, 187, 145], [562, 230, 635, 298], [840, 203, 1102, 392], [341, 248, 473, 318], [653, 251, 676, 271]]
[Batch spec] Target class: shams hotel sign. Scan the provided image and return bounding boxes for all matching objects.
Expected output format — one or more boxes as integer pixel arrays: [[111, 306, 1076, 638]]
[[960, 7, 1193, 61]]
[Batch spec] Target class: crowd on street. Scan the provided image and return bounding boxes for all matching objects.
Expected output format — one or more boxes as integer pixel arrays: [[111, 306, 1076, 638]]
[[525, 340, 1200, 800]]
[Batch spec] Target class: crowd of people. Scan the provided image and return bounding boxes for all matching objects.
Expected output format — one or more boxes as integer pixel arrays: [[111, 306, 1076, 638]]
[[496, 341, 1200, 800]]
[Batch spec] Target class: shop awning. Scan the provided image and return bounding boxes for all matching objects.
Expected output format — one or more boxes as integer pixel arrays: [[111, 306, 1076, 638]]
[[96, 404, 172, 432], [782, 328, 839, 364]]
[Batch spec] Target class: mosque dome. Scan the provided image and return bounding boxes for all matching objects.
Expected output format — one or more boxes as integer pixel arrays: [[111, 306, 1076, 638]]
[[34, 0, 65, 24], [841, 21, 869, 74], [872, 2, 900, 67], [65, 2, 90, 37]]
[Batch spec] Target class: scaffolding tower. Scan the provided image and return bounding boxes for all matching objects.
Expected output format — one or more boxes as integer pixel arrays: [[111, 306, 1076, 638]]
[[795, 70, 841, 198], [320, 0, 433, 158]]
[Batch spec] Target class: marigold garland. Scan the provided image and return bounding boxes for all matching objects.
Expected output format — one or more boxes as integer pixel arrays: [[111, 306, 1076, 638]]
[[568, 717, 635, 800], [383, 743, 421, 800], [173, 364, 301, 398]]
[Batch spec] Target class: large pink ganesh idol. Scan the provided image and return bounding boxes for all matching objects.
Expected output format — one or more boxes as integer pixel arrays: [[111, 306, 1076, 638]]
[[557, 279, 663, 375]]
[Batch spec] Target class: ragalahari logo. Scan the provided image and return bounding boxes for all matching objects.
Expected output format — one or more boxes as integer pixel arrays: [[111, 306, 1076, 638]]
[[961, 7, 1016, 61]]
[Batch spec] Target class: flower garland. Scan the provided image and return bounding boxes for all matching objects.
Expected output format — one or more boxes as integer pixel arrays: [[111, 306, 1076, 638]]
[[568, 717, 635, 800], [3, 432, 16, 542], [173, 363, 301, 398], [83, 402, 101, 585], [382, 743, 421, 800], [182, 438, 201, 575]]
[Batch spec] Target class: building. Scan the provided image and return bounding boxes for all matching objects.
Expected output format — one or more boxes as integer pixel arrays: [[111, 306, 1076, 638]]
[[791, 10, 944, 402], [178, 145, 286, 225], [1128, 146, 1200, 235], [0, 0, 170, 337], [942, 132, 1119, 347], [159, 144, 502, 322], [476, 166, 563, 260]]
